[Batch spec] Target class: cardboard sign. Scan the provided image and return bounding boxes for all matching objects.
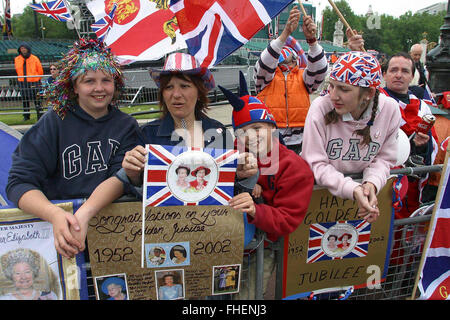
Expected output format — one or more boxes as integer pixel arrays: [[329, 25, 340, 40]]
[[282, 179, 394, 299], [0, 203, 83, 300], [87, 202, 244, 300]]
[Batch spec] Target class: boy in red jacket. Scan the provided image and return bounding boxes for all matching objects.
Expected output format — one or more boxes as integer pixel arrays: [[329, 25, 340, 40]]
[[224, 71, 314, 242], [222, 72, 314, 299]]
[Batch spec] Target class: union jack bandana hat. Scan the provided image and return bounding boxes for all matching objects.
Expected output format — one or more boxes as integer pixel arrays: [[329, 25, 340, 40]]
[[330, 51, 382, 88], [278, 46, 297, 64], [218, 71, 277, 130], [150, 52, 215, 91]]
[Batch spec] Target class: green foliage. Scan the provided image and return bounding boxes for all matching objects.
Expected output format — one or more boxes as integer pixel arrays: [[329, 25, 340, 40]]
[[322, 0, 446, 56], [11, 6, 77, 40]]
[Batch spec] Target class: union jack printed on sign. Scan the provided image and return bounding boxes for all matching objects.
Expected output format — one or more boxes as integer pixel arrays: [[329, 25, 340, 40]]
[[143, 144, 238, 207], [307, 220, 371, 264]]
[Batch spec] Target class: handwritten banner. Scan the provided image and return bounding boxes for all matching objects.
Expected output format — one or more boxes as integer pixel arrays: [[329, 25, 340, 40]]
[[282, 179, 394, 299], [87, 202, 244, 300], [0, 203, 83, 300]]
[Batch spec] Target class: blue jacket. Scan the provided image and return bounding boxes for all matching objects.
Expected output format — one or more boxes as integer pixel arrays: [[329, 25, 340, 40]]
[[6, 105, 140, 205]]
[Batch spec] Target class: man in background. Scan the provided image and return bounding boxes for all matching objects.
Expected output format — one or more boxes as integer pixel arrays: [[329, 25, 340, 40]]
[[14, 43, 43, 121]]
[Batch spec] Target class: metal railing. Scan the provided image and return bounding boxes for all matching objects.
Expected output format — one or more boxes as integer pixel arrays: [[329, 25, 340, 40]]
[[0, 66, 253, 117]]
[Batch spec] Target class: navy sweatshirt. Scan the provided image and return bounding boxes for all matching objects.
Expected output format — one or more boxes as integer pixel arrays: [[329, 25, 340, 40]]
[[6, 105, 140, 206]]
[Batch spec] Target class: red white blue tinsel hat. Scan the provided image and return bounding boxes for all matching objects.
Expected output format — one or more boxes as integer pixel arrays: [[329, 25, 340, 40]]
[[149, 52, 215, 91], [218, 71, 277, 130], [330, 51, 382, 88], [44, 38, 124, 119]]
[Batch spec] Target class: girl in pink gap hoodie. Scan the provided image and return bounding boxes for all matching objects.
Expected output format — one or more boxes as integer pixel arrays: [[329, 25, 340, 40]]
[[302, 51, 401, 223]]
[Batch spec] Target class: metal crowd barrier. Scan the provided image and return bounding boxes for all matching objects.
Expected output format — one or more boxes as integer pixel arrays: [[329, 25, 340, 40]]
[[74, 164, 442, 300], [348, 214, 432, 300], [0, 66, 253, 117], [268, 165, 443, 301]]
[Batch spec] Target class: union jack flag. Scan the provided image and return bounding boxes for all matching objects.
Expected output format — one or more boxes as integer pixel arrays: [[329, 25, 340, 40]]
[[249, 108, 275, 122], [417, 159, 450, 300], [29, 0, 72, 22], [170, 0, 293, 68], [143, 145, 238, 207], [90, 3, 117, 42], [423, 83, 438, 107], [307, 220, 371, 264], [3, 0, 12, 36]]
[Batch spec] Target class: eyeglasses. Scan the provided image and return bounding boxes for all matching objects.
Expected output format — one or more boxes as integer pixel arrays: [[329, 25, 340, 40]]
[[50, 68, 57, 70]]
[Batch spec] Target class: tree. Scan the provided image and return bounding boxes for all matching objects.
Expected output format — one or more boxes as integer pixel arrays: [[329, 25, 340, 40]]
[[12, 6, 77, 39], [321, 1, 446, 56], [322, 0, 363, 42]]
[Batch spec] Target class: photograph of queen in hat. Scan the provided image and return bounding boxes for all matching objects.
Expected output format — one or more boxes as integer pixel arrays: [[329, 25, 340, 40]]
[[96, 274, 128, 300], [189, 166, 211, 191], [337, 233, 353, 251]]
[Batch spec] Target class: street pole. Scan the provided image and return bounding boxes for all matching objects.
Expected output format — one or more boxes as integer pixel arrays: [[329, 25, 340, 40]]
[[32, 0, 40, 39]]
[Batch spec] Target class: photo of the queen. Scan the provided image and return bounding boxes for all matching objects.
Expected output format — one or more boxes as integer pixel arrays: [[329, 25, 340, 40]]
[[0, 248, 59, 300], [175, 165, 191, 190], [189, 166, 211, 191]]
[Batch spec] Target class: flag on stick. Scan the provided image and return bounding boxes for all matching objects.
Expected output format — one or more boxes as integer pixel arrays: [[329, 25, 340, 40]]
[[170, 0, 293, 67], [414, 147, 450, 300], [3, 0, 13, 36], [29, 0, 73, 22], [91, 2, 117, 42]]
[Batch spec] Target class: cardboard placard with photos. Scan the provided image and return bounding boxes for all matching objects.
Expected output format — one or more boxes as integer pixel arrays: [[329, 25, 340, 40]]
[[87, 202, 244, 300], [283, 179, 395, 299]]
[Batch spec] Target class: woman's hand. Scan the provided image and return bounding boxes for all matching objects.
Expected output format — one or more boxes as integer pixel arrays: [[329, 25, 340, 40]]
[[353, 184, 379, 223], [228, 193, 256, 217], [122, 145, 147, 185]]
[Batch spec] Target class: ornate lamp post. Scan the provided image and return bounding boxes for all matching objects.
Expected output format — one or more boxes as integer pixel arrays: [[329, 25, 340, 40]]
[[426, 0, 450, 95]]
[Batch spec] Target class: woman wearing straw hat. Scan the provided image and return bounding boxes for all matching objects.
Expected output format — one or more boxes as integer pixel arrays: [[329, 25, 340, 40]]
[[6, 39, 141, 258], [302, 51, 402, 223]]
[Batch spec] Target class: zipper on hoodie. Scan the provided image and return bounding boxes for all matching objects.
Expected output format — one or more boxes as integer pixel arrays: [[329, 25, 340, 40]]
[[284, 72, 289, 127]]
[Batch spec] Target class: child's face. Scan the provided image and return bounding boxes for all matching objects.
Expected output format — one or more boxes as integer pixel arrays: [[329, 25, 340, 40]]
[[236, 122, 274, 158], [73, 69, 115, 118], [328, 79, 373, 120]]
